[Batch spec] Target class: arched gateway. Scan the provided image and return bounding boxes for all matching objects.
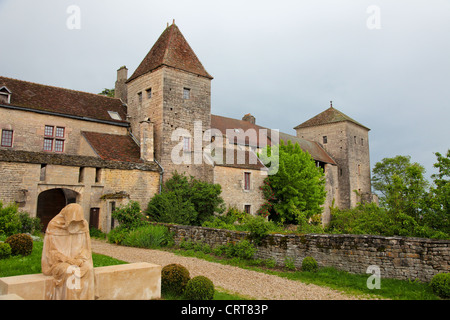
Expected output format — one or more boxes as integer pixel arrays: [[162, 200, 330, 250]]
[[37, 188, 80, 232]]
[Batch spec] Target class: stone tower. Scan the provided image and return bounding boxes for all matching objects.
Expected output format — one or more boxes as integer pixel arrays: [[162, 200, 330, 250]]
[[294, 105, 372, 209], [125, 22, 214, 182]]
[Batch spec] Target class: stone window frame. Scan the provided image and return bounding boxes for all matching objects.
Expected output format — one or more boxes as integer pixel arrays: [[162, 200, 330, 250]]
[[1, 129, 13, 147], [243, 171, 251, 191], [183, 136, 191, 153], [43, 125, 65, 153], [183, 87, 191, 100]]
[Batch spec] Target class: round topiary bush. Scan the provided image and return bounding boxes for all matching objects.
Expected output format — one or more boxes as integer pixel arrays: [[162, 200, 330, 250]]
[[430, 273, 450, 299], [0, 242, 12, 259], [184, 276, 215, 300], [301, 256, 318, 272], [5, 233, 33, 256], [161, 263, 190, 296]]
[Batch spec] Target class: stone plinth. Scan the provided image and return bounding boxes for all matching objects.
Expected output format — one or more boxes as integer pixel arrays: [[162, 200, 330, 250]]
[[0, 262, 161, 300]]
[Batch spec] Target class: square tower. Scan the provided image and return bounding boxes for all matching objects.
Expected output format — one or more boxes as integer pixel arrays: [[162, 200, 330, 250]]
[[126, 23, 214, 182], [294, 105, 372, 209]]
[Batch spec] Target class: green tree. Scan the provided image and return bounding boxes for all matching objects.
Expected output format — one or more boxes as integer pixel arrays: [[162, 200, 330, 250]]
[[372, 155, 428, 220], [146, 172, 225, 226], [258, 140, 326, 225], [425, 150, 450, 234], [98, 88, 115, 98]]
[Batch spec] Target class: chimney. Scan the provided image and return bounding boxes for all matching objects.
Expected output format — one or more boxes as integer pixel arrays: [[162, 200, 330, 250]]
[[242, 113, 255, 124], [115, 66, 128, 103], [139, 119, 154, 162]]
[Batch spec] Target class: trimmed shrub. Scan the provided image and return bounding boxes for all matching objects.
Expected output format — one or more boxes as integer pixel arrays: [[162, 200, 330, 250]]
[[184, 276, 214, 300], [122, 225, 173, 249], [5, 233, 33, 256], [0, 242, 11, 259], [161, 263, 190, 296], [301, 256, 318, 272], [430, 273, 450, 299]]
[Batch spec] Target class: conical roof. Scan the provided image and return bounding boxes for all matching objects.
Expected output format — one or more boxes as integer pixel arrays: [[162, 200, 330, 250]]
[[294, 107, 370, 131], [127, 23, 213, 82]]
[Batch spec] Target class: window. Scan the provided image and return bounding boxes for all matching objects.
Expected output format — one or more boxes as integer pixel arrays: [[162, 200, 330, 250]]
[[107, 111, 122, 121], [55, 127, 65, 138], [54, 139, 64, 152], [138, 92, 142, 103], [44, 125, 54, 137], [183, 88, 190, 100], [183, 137, 191, 152], [323, 136, 327, 144], [244, 172, 251, 190], [146, 88, 152, 99], [43, 125, 65, 152], [78, 167, 85, 183], [244, 205, 251, 214], [40, 164, 47, 181], [1, 129, 13, 147], [361, 138, 364, 146], [43, 138, 53, 151], [95, 168, 102, 183]]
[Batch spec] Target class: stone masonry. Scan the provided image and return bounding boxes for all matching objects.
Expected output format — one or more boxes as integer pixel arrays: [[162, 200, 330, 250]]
[[162, 223, 449, 282]]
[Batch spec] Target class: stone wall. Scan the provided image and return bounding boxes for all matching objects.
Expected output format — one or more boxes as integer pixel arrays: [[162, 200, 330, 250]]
[[213, 165, 267, 215], [162, 223, 449, 282]]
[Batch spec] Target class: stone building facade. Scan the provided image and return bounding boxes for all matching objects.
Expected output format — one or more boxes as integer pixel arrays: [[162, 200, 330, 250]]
[[0, 22, 374, 231]]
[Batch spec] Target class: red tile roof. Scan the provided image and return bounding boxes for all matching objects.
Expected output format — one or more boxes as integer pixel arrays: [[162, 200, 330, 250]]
[[0, 76, 127, 125], [211, 114, 336, 165], [127, 23, 213, 82], [211, 148, 266, 170], [211, 114, 271, 148], [82, 131, 143, 163]]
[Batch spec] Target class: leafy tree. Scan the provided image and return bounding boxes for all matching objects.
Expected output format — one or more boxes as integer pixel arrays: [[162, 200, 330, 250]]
[[372, 155, 428, 220], [425, 150, 450, 234], [258, 140, 326, 225], [98, 88, 115, 98], [146, 172, 225, 226]]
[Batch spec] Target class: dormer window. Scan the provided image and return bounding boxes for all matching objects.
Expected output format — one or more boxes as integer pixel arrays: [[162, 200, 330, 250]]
[[107, 111, 122, 121], [0, 86, 12, 104]]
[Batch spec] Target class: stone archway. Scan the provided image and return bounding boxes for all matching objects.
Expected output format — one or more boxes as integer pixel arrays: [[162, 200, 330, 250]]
[[37, 188, 80, 232]]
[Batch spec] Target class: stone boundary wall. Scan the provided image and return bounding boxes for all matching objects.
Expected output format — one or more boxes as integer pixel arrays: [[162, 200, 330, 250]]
[[161, 223, 449, 282]]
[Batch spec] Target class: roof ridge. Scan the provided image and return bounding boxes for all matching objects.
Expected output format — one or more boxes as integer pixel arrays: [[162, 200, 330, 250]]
[[0, 75, 121, 101]]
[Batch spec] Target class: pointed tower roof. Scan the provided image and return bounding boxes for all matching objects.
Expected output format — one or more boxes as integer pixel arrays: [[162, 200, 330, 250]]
[[127, 23, 213, 82], [294, 106, 370, 131]]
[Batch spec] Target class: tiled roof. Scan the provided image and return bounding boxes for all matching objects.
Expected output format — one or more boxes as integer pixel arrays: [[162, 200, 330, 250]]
[[211, 114, 271, 148], [278, 132, 336, 165], [294, 107, 370, 130], [211, 148, 266, 170], [0, 76, 127, 125], [82, 131, 143, 163], [211, 114, 336, 165], [127, 23, 213, 82]]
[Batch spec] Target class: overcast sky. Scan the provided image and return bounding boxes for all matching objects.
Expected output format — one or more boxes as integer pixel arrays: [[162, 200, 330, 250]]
[[1, 0, 449, 182]]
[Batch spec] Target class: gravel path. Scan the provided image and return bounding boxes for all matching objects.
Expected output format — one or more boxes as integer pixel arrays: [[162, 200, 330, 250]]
[[91, 239, 365, 300]]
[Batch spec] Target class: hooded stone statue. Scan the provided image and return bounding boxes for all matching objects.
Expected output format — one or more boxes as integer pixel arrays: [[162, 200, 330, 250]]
[[41, 203, 95, 300]]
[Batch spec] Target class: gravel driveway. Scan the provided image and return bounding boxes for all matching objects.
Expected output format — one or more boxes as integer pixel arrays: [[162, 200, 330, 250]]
[[91, 239, 365, 300]]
